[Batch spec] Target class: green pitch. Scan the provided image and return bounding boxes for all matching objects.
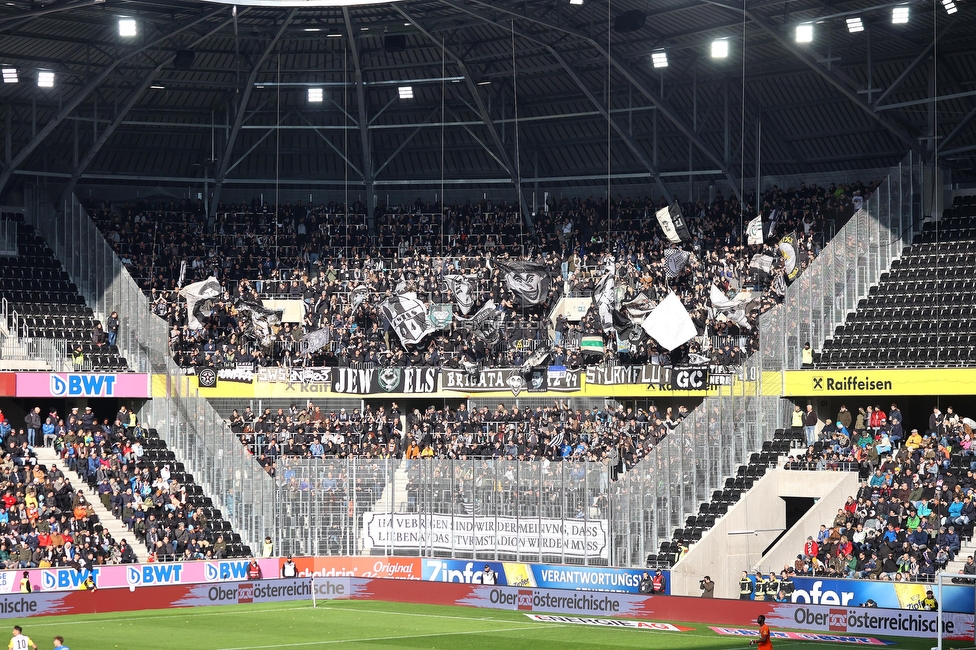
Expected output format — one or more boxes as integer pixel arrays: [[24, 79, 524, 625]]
[[4, 599, 944, 649]]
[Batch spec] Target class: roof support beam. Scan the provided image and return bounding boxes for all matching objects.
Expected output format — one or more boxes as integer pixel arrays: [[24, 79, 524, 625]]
[[0, 7, 226, 199], [342, 8, 375, 221], [297, 112, 363, 179], [455, 0, 739, 193], [444, 4, 671, 199], [941, 105, 976, 152], [873, 21, 952, 108], [396, 5, 532, 230], [374, 106, 441, 178], [59, 12, 240, 206], [549, 49, 671, 199], [211, 8, 296, 216], [740, 7, 925, 157]]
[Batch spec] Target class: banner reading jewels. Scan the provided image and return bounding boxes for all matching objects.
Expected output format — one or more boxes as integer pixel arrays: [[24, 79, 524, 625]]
[[361, 513, 608, 559]]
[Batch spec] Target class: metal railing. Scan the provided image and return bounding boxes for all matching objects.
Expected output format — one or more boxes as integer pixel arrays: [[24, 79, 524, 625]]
[[19, 151, 929, 567], [275, 457, 611, 565], [760, 151, 925, 375], [24, 190, 276, 553]]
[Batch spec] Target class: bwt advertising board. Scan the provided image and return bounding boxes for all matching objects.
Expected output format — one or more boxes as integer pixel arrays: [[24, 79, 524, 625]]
[[16, 372, 151, 398], [789, 577, 976, 614], [3, 559, 280, 593]]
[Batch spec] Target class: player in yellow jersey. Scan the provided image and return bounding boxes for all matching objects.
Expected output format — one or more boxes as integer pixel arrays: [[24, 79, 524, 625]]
[[8, 626, 37, 650]]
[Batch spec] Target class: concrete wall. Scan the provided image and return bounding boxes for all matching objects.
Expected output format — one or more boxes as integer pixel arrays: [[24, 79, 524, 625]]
[[756, 470, 860, 577], [669, 469, 858, 599]]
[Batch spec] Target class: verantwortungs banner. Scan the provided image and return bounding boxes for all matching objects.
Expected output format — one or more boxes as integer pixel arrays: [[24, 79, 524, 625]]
[[360, 513, 608, 559]]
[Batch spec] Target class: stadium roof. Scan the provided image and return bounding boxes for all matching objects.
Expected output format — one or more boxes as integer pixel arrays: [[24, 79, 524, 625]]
[[0, 0, 973, 204]]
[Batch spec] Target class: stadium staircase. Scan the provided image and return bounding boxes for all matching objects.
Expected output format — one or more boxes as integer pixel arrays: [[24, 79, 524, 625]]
[[373, 463, 410, 514], [33, 445, 149, 563], [816, 212, 976, 368], [44, 428, 250, 562], [0, 211, 127, 371], [645, 428, 801, 569]]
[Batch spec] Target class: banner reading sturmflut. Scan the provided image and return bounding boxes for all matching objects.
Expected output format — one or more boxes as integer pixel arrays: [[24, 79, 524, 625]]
[[361, 512, 608, 559]]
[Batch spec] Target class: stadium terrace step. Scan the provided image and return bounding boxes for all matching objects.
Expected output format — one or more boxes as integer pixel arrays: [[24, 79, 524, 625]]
[[34, 445, 149, 563]]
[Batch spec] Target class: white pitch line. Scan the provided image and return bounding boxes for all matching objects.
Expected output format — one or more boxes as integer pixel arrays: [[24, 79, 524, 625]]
[[214, 625, 539, 650]]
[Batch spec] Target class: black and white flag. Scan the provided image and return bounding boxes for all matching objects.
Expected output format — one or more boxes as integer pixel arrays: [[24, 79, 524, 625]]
[[455, 300, 505, 345], [773, 273, 788, 296], [593, 258, 616, 333], [749, 254, 775, 275], [301, 327, 331, 356], [380, 292, 436, 347], [621, 293, 655, 326], [778, 231, 800, 280], [746, 215, 764, 246], [664, 248, 691, 279], [179, 277, 221, 330], [655, 203, 691, 244], [235, 299, 284, 348], [519, 346, 551, 373], [443, 274, 476, 315], [177, 260, 187, 289], [349, 285, 369, 314], [496, 260, 552, 306]]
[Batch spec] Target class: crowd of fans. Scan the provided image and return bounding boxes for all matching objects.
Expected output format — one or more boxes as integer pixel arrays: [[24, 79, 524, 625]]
[[50, 406, 230, 562], [0, 407, 129, 570], [86, 179, 875, 372], [783, 402, 976, 583], [230, 400, 689, 474]]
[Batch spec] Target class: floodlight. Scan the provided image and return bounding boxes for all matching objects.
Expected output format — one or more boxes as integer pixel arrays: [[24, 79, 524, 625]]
[[651, 50, 668, 68], [846, 17, 863, 32], [795, 23, 813, 43], [711, 38, 729, 58], [892, 6, 909, 23], [2, 68, 17, 83], [37, 71, 54, 88], [942, 0, 957, 14], [570, 0, 583, 5], [398, 85, 413, 99], [308, 87, 323, 103], [119, 18, 137, 37]]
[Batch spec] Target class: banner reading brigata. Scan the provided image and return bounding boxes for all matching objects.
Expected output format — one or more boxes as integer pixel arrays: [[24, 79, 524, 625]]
[[361, 513, 608, 559]]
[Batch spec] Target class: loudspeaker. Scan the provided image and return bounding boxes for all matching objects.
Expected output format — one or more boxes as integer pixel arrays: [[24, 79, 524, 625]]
[[173, 50, 195, 70], [384, 34, 406, 52], [614, 9, 646, 32]]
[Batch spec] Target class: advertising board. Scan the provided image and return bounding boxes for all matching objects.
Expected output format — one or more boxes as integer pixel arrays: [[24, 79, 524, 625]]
[[5, 558, 280, 593], [789, 576, 976, 614], [16, 372, 151, 398]]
